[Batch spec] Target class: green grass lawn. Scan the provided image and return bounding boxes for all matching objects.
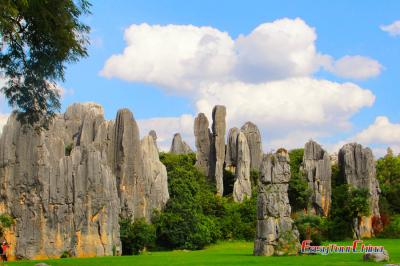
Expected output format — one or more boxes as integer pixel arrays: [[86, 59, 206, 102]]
[[5, 239, 400, 266]]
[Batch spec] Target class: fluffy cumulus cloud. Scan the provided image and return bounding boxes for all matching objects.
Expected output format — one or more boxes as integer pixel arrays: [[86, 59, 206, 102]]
[[101, 24, 236, 93], [102, 18, 385, 152], [380, 20, 400, 36], [325, 55, 383, 80], [137, 114, 195, 151], [331, 116, 400, 158]]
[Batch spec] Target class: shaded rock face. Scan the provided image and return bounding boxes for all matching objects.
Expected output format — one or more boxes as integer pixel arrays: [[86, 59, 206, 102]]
[[254, 150, 300, 256], [0, 103, 169, 260], [301, 140, 331, 216], [210, 106, 226, 196], [338, 143, 380, 238], [170, 133, 193, 154], [233, 132, 251, 202], [241, 122, 263, 171], [194, 113, 212, 176], [225, 127, 240, 173]]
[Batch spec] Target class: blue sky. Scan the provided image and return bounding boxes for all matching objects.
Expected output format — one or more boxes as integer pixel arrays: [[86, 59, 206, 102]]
[[3, 1, 400, 156]]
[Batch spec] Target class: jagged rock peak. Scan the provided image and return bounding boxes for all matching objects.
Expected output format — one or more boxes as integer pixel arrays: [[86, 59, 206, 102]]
[[225, 127, 240, 172], [170, 133, 193, 154], [194, 113, 212, 176], [233, 132, 251, 202], [241, 121, 263, 171], [338, 143, 381, 238], [302, 140, 332, 216], [149, 130, 158, 150]]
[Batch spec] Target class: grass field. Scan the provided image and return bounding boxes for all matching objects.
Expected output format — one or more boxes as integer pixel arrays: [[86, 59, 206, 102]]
[[4, 239, 400, 266]]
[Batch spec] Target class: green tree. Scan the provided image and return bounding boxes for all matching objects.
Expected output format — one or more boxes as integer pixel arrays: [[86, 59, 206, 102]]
[[376, 151, 400, 214], [120, 218, 156, 255], [0, 0, 90, 128], [288, 148, 311, 212]]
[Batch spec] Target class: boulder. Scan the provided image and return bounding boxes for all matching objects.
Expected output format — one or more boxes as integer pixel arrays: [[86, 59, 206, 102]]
[[254, 149, 300, 256], [301, 140, 331, 216], [170, 133, 192, 154], [241, 122, 263, 171], [338, 143, 381, 238], [363, 250, 389, 262], [233, 132, 251, 202]]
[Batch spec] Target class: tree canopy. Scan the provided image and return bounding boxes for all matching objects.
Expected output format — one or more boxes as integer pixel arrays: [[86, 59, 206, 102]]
[[0, 0, 90, 128]]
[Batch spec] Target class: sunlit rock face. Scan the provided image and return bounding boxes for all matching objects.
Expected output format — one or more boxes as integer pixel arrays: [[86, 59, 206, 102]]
[[170, 133, 192, 154], [338, 143, 381, 238], [254, 149, 300, 256], [0, 103, 169, 260], [301, 140, 332, 216]]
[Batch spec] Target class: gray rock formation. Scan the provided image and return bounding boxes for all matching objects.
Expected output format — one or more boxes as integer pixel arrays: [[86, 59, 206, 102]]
[[170, 133, 192, 154], [338, 143, 381, 238], [241, 122, 263, 171], [194, 113, 212, 176], [225, 127, 240, 173], [0, 103, 169, 260], [149, 130, 158, 150], [233, 132, 251, 202], [210, 106, 226, 196], [254, 149, 300, 256], [301, 140, 331, 216]]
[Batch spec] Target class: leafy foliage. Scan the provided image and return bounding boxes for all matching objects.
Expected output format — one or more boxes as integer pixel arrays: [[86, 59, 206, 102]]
[[288, 149, 311, 212], [294, 212, 327, 246], [120, 218, 156, 255], [0, 0, 90, 128], [0, 213, 13, 238], [378, 214, 400, 238], [376, 151, 400, 214]]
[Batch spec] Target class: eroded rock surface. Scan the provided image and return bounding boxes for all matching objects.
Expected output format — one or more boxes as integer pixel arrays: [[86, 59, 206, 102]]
[[0, 103, 169, 260], [225, 127, 240, 173], [338, 143, 381, 238], [254, 149, 300, 256], [210, 106, 226, 196], [170, 133, 192, 154], [241, 122, 263, 171], [233, 132, 251, 202], [301, 140, 331, 216], [194, 113, 211, 176]]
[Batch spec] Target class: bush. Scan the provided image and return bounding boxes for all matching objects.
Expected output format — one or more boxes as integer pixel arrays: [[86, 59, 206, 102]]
[[0, 213, 14, 238], [120, 218, 156, 255], [294, 212, 327, 245], [378, 215, 400, 238], [288, 149, 311, 212], [60, 250, 72, 258]]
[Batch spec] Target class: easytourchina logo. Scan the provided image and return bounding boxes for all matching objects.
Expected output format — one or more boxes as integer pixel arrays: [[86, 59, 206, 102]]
[[301, 240, 384, 255]]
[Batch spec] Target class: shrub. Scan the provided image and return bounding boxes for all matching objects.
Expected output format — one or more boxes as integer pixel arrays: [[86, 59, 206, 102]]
[[378, 215, 400, 238], [0, 213, 14, 238], [294, 212, 327, 246], [120, 218, 156, 255], [60, 250, 71, 258], [288, 149, 311, 212], [64, 143, 73, 156]]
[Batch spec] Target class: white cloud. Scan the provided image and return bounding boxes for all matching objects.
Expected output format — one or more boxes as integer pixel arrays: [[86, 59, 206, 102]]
[[331, 116, 400, 158], [381, 20, 400, 36], [101, 23, 236, 93], [325, 55, 383, 80], [234, 18, 329, 82], [137, 114, 195, 151], [195, 78, 375, 151]]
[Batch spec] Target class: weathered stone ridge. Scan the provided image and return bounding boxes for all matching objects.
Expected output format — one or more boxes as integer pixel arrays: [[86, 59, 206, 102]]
[[233, 132, 251, 202], [254, 149, 300, 256], [301, 140, 332, 216], [241, 122, 263, 171], [194, 113, 212, 176], [225, 127, 240, 173], [338, 143, 381, 238], [170, 133, 193, 154], [0, 103, 169, 260]]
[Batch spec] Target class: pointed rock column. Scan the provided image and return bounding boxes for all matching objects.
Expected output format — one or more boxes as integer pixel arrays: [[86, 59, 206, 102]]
[[233, 132, 251, 202], [225, 127, 240, 173], [254, 149, 300, 256], [338, 143, 381, 238], [194, 113, 212, 176], [241, 122, 263, 171], [113, 109, 143, 219], [301, 140, 332, 216], [149, 130, 158, 151], [170, 133, 193, 154], [210, 105, 226, 195]]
